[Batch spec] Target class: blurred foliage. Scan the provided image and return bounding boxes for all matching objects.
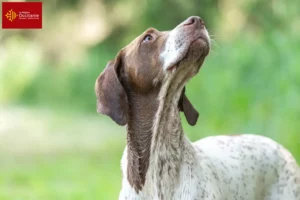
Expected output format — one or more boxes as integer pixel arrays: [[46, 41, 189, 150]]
[[0, 0, 300, 199]]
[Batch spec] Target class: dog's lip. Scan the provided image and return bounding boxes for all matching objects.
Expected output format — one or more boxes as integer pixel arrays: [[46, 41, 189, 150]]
[[167, 65, 177, 72], [166, 36, 208, 72], [166, 53, 188, 72]]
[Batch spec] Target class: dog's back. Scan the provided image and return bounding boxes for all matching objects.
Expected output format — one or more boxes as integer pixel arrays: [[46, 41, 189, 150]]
[[193, 134, 300, 199]]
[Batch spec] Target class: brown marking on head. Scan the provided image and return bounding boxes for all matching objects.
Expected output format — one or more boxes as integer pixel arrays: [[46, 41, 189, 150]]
[[95, 16, 210, 191]]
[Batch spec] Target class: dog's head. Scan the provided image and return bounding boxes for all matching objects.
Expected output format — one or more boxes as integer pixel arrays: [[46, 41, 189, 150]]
[[95, 16, 210, 126]]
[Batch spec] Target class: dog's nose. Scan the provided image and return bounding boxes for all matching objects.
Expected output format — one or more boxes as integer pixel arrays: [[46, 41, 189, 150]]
[[183, 16, 205, 28]]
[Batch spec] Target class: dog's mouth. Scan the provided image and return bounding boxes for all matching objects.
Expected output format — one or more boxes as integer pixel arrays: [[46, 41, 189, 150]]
[[166, 51, 189, 72], [166, 36, 210, 73]]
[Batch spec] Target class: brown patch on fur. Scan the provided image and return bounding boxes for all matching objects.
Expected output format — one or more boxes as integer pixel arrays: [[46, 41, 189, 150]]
[[95, 25, 203, 192]]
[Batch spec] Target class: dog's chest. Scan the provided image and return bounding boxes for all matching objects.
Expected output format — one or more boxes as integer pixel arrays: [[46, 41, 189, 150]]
[[119, 135, 298, 200], [119, 160, 209, 200], [119, 144, 219, 200]]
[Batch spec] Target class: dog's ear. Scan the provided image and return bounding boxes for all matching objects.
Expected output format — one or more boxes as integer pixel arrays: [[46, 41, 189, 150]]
[[95, 52, 128, 126], [178, 87, 199, 126]]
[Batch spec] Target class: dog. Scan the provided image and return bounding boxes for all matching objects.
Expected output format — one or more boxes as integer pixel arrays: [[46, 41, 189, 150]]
[[95, 16, 300, 200]]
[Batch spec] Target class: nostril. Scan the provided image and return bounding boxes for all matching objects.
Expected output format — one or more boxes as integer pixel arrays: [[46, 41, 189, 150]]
[[184, 17, 197, 26], [183, 16, 202, 26]]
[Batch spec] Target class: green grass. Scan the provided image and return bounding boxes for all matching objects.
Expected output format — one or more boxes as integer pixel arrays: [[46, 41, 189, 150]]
[[0, 147, 123, 200]]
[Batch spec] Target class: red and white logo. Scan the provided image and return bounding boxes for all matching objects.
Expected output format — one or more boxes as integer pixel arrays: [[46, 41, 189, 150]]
[[2, 2, 42, 29]]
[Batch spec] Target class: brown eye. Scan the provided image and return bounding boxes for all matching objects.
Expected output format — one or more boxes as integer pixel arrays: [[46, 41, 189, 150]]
[[143, 35, 153, 43]]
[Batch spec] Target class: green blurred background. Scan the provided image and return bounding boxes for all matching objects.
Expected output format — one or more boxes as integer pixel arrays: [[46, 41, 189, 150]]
[[0, 0, 299, 199]]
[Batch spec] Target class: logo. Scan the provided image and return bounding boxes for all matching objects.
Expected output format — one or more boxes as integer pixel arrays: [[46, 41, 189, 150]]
[[2, 2, 42, 29], [5, 9, 18, 22]]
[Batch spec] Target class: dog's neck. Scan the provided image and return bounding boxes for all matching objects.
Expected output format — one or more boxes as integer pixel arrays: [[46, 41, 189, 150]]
[[126, 89, 160, 192], [126, 75, 189, 195], [147, 76, 188, 198]]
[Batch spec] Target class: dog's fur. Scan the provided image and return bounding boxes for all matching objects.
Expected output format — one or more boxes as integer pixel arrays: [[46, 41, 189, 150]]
[[95, 16, 300, 200]]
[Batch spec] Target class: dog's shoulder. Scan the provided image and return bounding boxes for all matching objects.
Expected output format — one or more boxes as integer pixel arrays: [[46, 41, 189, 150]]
[[194, 134, 282, 157], [193, 134, 299, 178], [193, 134, 295, 167], [191, 134, 300, 199]]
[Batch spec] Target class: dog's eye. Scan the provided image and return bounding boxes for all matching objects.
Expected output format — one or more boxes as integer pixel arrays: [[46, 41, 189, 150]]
[[143, 35, 153, 43]]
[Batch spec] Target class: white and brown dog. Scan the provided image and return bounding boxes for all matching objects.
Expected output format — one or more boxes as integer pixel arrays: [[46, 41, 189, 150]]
[[95, 16, 300, 200]]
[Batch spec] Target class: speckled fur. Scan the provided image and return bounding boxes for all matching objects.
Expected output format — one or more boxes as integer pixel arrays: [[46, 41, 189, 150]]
[[114, 17, 300, 200], [119, 84, 300, 200]]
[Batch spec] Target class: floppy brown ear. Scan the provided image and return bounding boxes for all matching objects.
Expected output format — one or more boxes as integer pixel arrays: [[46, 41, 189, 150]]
[[178, 87, 199, 126], [95, 52, 128, 126]]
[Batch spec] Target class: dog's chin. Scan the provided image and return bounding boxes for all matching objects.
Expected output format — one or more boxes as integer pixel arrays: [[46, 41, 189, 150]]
[[177, 38, 209, 69], [188, 37, 210, 59], [166, 38, 209, 73]]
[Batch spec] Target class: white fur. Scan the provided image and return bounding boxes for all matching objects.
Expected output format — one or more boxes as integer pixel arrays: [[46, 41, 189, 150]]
[[119, 135, 300, 200], [118, 17, 299, 200], [160, 22, 210, 71], [160, 29, 189, 70], [119, 70, 300, 199]]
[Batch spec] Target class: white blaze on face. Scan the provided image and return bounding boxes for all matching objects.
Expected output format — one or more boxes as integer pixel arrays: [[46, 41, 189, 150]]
[[160, 29, 190, 71], [160, 27, 210, 71]]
